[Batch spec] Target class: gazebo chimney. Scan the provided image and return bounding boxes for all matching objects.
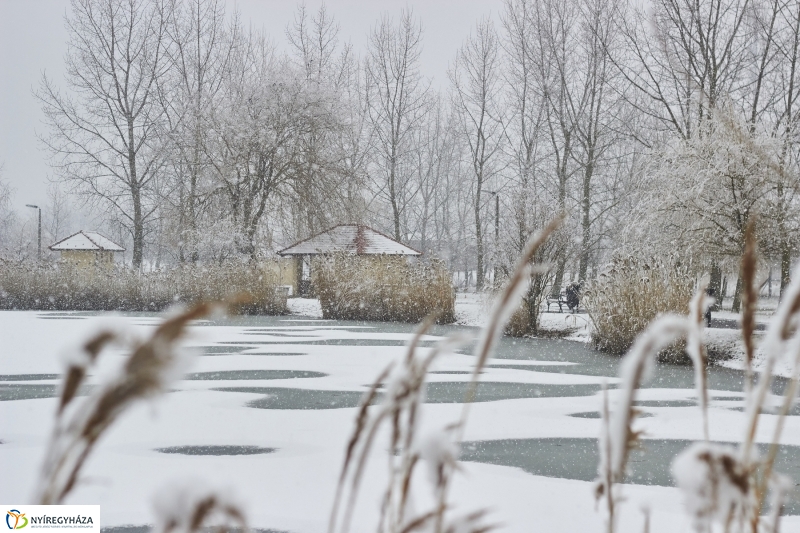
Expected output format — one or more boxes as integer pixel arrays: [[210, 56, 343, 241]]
[[355, 225, 366, 255]]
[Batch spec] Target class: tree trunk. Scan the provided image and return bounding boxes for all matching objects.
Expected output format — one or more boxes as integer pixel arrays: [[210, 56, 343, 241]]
[[551, 259, 566, 298], [390, 148, 401, 241], [132, 191, 144, 270], [475, 187, 484, 291], [781, 240, 792, 298], [709, 262, 722, 311], [527, 293, 539, 336], [579, 144, 594, 282], [720, 276, 728, 308], [731, 274, 745, 313], [189, 158, 199, 263], [129, 130, 144, 270]]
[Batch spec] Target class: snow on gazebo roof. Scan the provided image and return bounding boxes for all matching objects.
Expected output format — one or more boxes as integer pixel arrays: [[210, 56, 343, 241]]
[[49, 231, 125, 252], [278, 225, 421, 256]]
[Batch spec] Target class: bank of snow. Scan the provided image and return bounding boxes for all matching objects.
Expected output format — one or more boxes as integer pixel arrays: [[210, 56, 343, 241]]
[[287, 298, 323, 318]]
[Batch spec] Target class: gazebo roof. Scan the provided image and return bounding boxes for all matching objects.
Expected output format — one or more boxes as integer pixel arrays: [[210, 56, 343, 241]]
[[278, 225, 421, 256], [49, 231, 125, 252]]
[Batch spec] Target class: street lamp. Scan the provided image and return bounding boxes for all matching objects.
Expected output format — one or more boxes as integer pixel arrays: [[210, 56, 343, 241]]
[[25, 204, 41, 261]]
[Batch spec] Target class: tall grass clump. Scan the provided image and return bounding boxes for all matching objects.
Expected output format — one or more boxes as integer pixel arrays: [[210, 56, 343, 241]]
[[583, 256, 694, 355], [596, 221, 800, 533], [0, 260, 287, 314], [313, 254, 455, 323]]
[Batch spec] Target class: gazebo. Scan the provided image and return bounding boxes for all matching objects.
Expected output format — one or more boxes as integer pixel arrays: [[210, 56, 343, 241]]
[[278, 224, 421, 295], [49, 231, 125, 271]]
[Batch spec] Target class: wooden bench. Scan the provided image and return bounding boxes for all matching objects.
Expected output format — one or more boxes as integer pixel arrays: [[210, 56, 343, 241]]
[[546, 292, 568, 312]]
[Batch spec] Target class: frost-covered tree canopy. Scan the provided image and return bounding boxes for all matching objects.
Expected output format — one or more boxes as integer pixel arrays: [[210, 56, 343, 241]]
[[0, 0, 789, 298]]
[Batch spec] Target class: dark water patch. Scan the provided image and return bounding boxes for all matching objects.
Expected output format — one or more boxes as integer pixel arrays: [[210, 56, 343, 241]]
[[0, 383, 90, 401], [568, 411, 654, 419], [102, 527, 152, 533], [0, 384, 59, 401], [726, 404, 800, 416], [185, 370, 326, 381], [488, 364, 577, 373], [37, 316, 87, 320], [233, 337, 440, 347], [459, 437, 800, 514], [241, 332, 318, 337], [248, 352, 309, 356], [197, 346, 252, 355], [424, 382, 603, 403], [634, 400, 698, 408], [710, 318, 766, 331], [155, 445, 275, 456], [216, 387, 366, 410], [220, 381, 603, 410], [249, 325, 371, 329], [0, 374, 60, 381], [430, 371, 473, 375], [220, 343, 311, 350], [484, 335, 790, 396]]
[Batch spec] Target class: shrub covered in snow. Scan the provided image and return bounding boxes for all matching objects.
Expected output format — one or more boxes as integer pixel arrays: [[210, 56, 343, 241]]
[[583, 256, 694, 356], [0, 260, 288, 314], [312, 254, 455, 323]]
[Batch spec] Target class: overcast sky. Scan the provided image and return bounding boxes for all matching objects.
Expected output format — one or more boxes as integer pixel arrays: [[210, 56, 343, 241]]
[[0, 0, 502, 213]]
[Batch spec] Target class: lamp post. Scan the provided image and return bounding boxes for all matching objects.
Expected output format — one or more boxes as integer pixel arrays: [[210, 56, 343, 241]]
[[25, 204, 41, 261]]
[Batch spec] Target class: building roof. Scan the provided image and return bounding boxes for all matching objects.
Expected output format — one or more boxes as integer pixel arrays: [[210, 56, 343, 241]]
[[49, 231, 125, 252], [278, 225, 421, 256]]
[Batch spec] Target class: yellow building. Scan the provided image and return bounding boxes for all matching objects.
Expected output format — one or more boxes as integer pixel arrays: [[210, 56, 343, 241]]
[[277, 224, 422, 296], [49, 231, 125, 271]]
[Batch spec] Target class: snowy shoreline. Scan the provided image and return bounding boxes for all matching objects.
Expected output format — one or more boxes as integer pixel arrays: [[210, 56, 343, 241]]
[[289, 293, 769, 373]]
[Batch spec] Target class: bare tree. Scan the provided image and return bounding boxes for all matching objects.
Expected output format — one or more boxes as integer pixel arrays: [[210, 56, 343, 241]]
[[44, 183, 73, 244], [0, 168, 18, 259], [285, 3, 360, 238], [38, 0, 170, 269], [517, 0, 582, 294], [613, 0, 752, 139], [404, 94, 460, 254], [205, 27, 342, 260], [160, 0, 231, 263], [502, 0, 545, 254], [364, 9, 429, 241], [767, 0, 800, 295], [450, 19, 505, 290], [571, 0, 623, 282]]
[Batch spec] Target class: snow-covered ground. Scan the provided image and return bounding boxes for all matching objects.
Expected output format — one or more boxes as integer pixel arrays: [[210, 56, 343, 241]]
[[287, 297, 323, 318], [2, 309, 799, 533]]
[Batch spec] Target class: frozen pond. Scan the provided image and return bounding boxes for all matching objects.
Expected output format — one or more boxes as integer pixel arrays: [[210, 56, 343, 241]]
[[461, 438, 800, 514], [2, 310, 800, 533]]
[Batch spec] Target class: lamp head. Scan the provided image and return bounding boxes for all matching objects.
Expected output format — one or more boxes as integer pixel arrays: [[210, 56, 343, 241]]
[[25, 204, 39, 209]]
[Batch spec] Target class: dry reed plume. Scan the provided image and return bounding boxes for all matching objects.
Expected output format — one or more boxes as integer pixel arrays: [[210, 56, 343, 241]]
[[153, 482, 249, 533], [583, 256, 695, 357]]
